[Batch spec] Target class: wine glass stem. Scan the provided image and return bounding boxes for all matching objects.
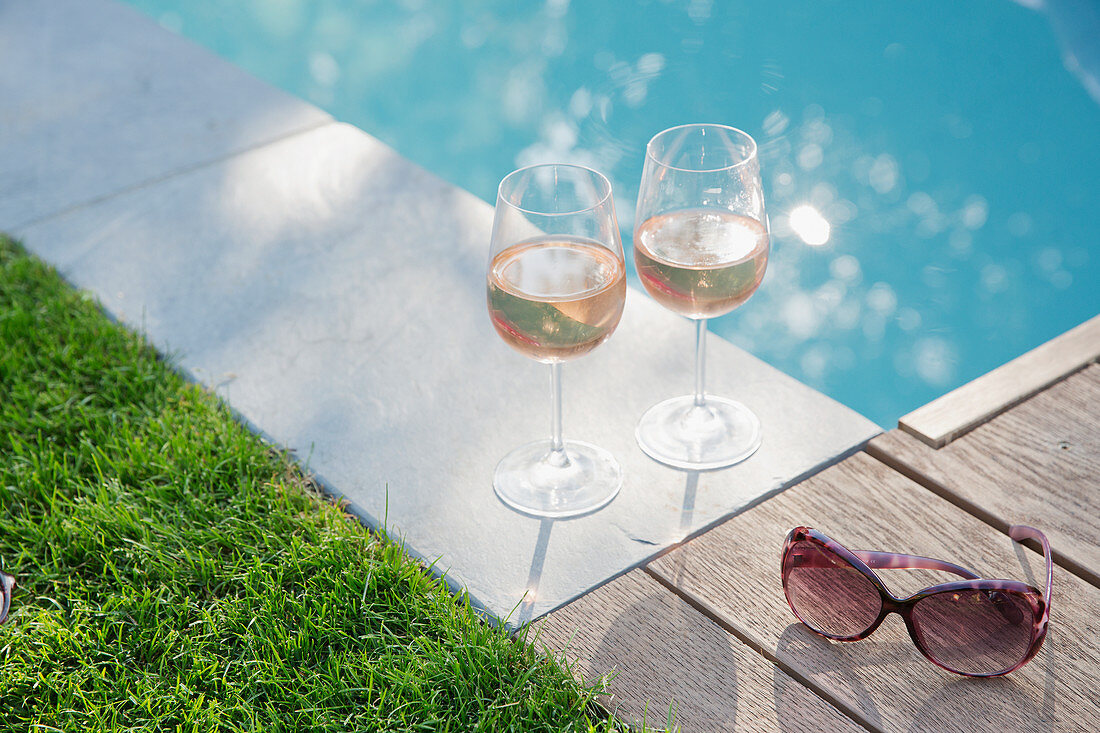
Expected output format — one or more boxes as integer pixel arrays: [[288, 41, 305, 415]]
[[694, 318, 707, 407], [548, 361, 568, 466]]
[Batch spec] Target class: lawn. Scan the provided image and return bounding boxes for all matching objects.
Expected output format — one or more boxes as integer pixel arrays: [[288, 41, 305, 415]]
[[0, 235, 629, 732]]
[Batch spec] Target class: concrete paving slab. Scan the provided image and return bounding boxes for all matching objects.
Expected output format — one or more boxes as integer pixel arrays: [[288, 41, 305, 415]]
[[0, 0, 330, 231], [18, 123, 880, 621]]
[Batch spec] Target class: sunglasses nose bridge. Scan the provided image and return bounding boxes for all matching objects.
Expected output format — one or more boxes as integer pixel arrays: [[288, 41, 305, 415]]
[[880, 593, 909, 616]]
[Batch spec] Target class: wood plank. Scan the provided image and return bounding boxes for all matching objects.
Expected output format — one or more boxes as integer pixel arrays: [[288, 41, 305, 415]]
[[531, 570, 865, 732], [649, 452, 1100, 732], [871, 364, 1100, 587], [898, 314, 1100, 447]]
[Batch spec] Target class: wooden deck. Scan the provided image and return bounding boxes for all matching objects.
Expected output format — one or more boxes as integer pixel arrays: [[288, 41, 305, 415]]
[[530, 318, 1100, 732]]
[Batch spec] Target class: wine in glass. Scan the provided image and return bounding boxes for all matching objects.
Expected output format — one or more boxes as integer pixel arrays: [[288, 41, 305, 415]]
[[487, 164, 626, 517], [633, 124, 769, 470]]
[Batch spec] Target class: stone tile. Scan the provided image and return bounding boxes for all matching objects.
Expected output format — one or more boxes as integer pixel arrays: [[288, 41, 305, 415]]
[[19, 123, 880, 621], [0, 0, 330, 231]]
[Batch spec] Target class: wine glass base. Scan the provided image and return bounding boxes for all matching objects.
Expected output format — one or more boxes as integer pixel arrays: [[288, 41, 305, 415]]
[[636, 395, 762, 471], [493, 440, 622, 519]]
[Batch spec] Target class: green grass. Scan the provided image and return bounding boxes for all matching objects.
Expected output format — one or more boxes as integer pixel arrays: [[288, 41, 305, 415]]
[[0, 235, 628, 732]]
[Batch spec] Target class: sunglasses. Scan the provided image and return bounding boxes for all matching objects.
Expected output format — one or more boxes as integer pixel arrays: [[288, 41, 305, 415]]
[[781, 525, 1051, 677], [0, 571, 13, 625]]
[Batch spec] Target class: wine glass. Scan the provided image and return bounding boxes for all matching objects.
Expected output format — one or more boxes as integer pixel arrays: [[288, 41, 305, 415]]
[[487, 164, 626, 517], [633, 124, 769, 470]]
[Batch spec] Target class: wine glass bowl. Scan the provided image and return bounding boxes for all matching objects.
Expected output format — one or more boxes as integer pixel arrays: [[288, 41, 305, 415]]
[[634, 208, 768, 319], [633, 124, 770, 470], [487, 164, 625, 518]]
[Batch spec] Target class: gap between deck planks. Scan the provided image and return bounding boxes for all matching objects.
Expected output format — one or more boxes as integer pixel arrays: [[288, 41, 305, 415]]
[[898, 314, 1100, 448], [646, 451, 1100, 732], [870, 364, 1100, 589]]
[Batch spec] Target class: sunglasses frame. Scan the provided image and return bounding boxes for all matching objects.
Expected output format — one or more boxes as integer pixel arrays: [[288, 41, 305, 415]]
[[0, 571, 14, 625], [781, 526, 1052, 677]]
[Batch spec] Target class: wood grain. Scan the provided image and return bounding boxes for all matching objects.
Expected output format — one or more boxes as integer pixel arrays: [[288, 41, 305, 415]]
[[898, 314, 1100, 447], [649, 452, 1100, 732], [531, 570, 865, 732], [871, 364, 1100, 587]]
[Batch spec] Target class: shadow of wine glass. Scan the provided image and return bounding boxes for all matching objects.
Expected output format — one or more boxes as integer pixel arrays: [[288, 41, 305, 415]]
[[591, 589, 743, 731], [679, 469, 700, 536], [654, 469, 704, 593], [513, 517, 555, 628]]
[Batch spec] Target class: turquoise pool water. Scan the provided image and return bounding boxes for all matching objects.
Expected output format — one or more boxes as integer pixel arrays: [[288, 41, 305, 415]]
[[125, 0, 1100, 427]]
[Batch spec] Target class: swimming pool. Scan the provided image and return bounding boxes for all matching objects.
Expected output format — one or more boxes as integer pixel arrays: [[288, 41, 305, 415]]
[[123, 0, 1100, 427]]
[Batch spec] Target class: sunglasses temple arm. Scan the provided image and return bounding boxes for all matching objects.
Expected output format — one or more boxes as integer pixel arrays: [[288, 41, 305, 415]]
[[0, 573, 12, 625], [1008, 525, 1053, 609], [851, 551, 981, 580]]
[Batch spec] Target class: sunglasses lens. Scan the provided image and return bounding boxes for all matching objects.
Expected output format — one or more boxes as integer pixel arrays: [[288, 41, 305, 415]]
[[783, 540, 882, 638], [911, 589, 1035, 675]]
